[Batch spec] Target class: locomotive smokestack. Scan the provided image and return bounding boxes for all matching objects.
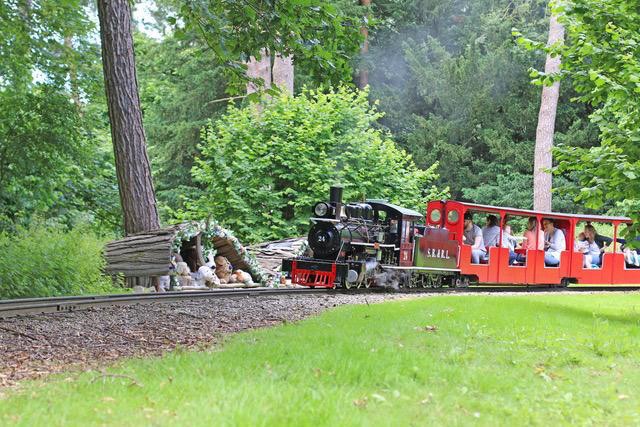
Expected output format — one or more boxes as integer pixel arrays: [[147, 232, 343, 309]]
[[329, 185, 343, 204]]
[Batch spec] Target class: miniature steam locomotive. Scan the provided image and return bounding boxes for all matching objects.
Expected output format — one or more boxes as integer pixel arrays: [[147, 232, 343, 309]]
[[281, 186, 460, 288]]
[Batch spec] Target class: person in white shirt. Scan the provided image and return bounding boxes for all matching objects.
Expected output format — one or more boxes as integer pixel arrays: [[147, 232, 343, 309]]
[[502, 224, 518, 264], [482, 215, 501, 248], [542, 218, 566, 266]]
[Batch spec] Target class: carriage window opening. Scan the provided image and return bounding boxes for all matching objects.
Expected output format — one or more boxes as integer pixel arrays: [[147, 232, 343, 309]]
[[574, 220, 614, 270], [430, 209, 441, 223], [503, 215, 528, 267], [619, 224, 640, 269], [542, 218, 567, 268], [463, 211, 492, 264], [447, 209, 459, 224]]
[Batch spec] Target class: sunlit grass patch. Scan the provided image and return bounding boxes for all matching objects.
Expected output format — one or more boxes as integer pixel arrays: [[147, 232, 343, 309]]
[[2, 294, 640, 426]]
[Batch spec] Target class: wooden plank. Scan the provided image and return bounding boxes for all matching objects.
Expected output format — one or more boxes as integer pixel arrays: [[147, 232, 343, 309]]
[[105, 261, 170, 270], [105, 246, 172, 258], [106, 267, 171, 277], [106, 254, 170, 265], [105, 235, 174, 252]]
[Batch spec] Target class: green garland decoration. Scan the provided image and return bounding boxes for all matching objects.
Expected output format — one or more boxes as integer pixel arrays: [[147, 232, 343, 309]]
[[171, 221, 269, 285]]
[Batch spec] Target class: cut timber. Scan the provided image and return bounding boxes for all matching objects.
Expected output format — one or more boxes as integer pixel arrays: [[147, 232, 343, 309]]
[[104, 221, 268, 283], [247, 237, 309, 283]]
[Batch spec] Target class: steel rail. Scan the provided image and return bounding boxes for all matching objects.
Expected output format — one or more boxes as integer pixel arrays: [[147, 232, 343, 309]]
[[1, 286, 639, 319], [0, 288, 338, 318]]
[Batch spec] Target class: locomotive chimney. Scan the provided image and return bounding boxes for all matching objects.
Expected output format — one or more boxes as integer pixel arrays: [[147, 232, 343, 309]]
[[329, 185, 343, 204]]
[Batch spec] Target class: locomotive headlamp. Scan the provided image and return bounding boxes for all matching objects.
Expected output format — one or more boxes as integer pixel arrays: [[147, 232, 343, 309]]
[[313, 202, 329, 217]]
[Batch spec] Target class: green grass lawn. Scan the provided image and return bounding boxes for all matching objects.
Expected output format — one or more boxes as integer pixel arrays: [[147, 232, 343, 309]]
[[3, 294, 640, 426]]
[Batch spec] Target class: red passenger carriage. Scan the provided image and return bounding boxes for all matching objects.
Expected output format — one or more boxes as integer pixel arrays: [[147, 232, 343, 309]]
[[427, 200, 640, 286]]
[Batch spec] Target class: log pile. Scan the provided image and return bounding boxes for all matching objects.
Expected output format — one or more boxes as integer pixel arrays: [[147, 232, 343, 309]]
[[104, 221, 269, 287], [246, 237, 309, 283], [104, 224, 186, 277]]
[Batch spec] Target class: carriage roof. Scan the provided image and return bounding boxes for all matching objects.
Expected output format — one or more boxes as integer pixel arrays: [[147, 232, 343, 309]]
[[449, 201, 632, 223]]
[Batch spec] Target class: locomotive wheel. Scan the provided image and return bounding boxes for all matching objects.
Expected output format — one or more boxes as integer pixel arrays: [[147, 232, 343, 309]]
[[429, 275, 443, 288], [451, 277, 461, 288]]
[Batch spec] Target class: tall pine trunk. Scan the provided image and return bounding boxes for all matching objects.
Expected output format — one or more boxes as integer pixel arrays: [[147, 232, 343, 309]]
[[64, 35, 81, 109], [533, 12, 564, 212], [358, 0, 371, 89], [272, 54, 294, 95], [246, 49, 272, 95], [97, 0, 160, 235]]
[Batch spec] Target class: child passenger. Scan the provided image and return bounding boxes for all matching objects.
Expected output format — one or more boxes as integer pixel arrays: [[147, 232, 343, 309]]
[[574, 232, 593, 268]]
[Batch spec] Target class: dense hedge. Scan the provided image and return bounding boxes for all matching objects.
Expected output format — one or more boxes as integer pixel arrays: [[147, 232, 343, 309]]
[[189, 87, 446, 243]]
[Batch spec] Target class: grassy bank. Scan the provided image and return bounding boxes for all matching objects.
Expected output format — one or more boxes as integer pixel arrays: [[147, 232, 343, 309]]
[[0, 223, 120, 299], [2, 294, 640, 426]]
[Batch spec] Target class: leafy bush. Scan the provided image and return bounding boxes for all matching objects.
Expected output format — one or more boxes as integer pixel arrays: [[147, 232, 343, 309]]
[[189, 87, 446, 243], [0, 223, 119, 299]]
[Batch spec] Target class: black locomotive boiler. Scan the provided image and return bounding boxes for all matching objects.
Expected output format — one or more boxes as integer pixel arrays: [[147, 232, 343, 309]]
[[282, 186, 460, 288]]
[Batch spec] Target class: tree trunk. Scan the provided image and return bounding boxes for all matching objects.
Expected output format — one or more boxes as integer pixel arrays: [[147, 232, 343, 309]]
[[272, 54, 294, 95], [533, 12, 564, 212], [246, 49, 272, 94], [358, 0, 371, 89], [97, 0, 160, 235], [64, 35, 81, 109]]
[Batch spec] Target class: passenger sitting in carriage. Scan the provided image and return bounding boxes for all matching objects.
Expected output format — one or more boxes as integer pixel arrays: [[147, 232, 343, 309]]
[[581, 225, 602, 268], [463, 212, 486, 264], [543, 218, 566, 267], [482, 215, 501, 248], [622, 236, 640, 267], [513, 217, 544, 264], [575, 232, 600, 268], [522, 217, 545, 251]]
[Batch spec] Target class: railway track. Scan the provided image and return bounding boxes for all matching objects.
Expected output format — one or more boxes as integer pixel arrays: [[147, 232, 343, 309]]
[[1, 285, 639, 318]]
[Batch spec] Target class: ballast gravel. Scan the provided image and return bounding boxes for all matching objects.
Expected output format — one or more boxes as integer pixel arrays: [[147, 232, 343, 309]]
[[0, 293, 425, 388]]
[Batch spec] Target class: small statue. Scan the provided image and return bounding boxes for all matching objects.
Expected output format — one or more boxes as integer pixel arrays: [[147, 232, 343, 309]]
[[230, 269, 254, 286], [175, 261, 192, 288], [214, 256, 232, 284], [193, 265, 220, 288]]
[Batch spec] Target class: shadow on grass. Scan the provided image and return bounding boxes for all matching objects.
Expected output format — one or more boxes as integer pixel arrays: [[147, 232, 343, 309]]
[[519, 298, 640, 328]]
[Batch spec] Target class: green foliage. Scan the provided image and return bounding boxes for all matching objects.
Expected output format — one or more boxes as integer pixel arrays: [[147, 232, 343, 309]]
[[189, 87, 445, 242], [0, 1, 121, 234], [176, 0, 363, 92], [135, 31, 229, 219], [0, 0, 103, 99], [0, 222, 118, 299], [321, 0, 597, 210], [549, 0, 640, 236], [0, 86, 120, 232]]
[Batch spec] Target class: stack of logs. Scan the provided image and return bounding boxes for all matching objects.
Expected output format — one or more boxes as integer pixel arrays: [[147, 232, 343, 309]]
[[104, 223, 261, 291], [246, 237, 309, 284]]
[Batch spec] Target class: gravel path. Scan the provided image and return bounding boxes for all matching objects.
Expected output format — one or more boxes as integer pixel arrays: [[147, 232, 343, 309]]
[[0, 293, 423, 388]]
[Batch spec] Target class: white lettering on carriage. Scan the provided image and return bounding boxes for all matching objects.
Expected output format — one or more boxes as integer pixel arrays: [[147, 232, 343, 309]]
[[425, 248, 450, 259]]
